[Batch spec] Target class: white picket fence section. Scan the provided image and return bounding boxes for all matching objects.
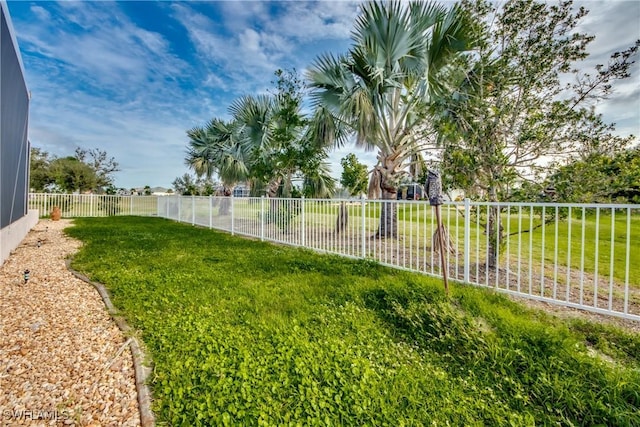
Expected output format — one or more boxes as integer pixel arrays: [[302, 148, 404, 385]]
[[29, 193, 158, 217], [28, 193, 640, 321]]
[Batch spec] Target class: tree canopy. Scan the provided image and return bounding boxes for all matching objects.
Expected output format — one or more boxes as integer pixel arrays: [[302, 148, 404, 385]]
[[186, 69, 336, 198], [307, 0, 473, 236], [340, 153, 369, 196], [29, 147, 120, 193], [429, 0, 639, 202], [171, 173, 216, 196]]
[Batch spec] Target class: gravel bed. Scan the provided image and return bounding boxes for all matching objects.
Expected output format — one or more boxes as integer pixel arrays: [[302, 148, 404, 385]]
[[0, 219, 140, 426]]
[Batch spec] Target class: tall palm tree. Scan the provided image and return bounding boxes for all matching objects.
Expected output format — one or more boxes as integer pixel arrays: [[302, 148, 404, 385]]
[[186, 118, 250, 191], [186, 118, 251, 214], [307, 0, 472, 237], [186, 88, 337, 203]]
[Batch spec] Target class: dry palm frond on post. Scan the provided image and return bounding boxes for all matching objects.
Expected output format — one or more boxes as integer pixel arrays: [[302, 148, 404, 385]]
[[426, 170, 450, 295], [432, 225, 457, 255]]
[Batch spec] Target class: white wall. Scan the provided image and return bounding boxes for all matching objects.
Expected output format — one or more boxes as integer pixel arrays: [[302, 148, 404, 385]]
[[0, 209, 38, 265]]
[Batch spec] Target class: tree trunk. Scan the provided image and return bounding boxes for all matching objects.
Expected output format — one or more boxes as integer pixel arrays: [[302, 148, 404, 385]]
[[219, 186, 232, 216], [266, 177, 282, 198], [486, 186, 502, 269], [377, 189, 397, 238], [336, 201, 348, 234]]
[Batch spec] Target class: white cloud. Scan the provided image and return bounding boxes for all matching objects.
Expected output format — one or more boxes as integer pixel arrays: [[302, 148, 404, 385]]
[[29, 5, 50, 21], [170, 1, 354, 95], [18, 2, 187, 92], [9, 0, 638, 190], [264, 1, 358, 42], [217, 1, 270, 32], [28, 87, 191, 188], [573, 1, 640, 140], [170, 4, 279, 94]]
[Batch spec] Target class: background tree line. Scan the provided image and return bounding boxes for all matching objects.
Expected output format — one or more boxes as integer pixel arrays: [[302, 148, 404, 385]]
[[30, 147, 119, 193], [184, 0, 637, 207]]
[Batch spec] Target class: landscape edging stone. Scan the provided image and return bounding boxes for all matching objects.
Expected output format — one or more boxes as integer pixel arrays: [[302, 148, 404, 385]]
[[66, 259, 156, 427]]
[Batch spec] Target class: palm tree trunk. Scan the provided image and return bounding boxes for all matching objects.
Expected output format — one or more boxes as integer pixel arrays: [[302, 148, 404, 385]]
[[377, 189, 398, 238], [219, 186, 232, 216]]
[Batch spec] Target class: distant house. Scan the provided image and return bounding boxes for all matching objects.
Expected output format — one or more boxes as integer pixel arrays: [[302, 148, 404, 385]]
[[232, 184, 250, 197], [150, 187, 171, 196], [0, 2, 38, 265]]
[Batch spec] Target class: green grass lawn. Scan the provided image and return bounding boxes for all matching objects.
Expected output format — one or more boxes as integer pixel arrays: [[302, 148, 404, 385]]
[[66, 217, 640, 426]]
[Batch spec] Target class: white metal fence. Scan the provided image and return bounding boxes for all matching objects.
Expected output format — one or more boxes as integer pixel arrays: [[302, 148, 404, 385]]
[[28, 193, 640, 321], [29, 193, 158, 218], [158, 195, 640, 321]]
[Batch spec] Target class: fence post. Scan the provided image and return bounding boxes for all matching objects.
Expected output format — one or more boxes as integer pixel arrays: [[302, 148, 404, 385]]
[[464, 198, 470, 283], [209, 195, 213, 229], [192, 195, 195, 225], [260, 196, 265, 241], [361, 195, 366, 258], [301, 196, 306, 247], [231, 195, 235, 235], [90, 194, 94, 217], [130, 195, 133, 215], [178, 196, 181, 222]]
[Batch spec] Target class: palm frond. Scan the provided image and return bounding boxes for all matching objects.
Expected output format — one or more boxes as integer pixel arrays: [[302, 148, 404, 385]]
[[303, 161, 337, 198]]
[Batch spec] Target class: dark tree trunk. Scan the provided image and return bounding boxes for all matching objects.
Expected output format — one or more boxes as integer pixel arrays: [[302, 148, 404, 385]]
[[377, 189, 397, 238], [267, 177, 282, 218], [219, 186, 232, 216], [486, 186, 502, 269], [336, 201, 349, 234]]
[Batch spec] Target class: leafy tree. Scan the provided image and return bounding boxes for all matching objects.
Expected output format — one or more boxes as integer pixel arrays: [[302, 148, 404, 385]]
[[199, 178, 216, 196], [105, 184, 117, 195], [431, 0, 638, 204], [307, 1, 472, 237], [171, 174, 218, 197], [49, 156, 99, 193], [144, 185, 152, 196], [172, 173, 199, 196], [340, 153, 369, 196], [428, 0, 638, 266], [29, 146, 120, 193], [74, 148, 120, 188], [29, 148, 53, 191], [546, 148, 640, 204]]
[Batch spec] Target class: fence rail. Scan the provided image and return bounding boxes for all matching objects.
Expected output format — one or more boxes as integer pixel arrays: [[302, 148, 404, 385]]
[[28, 193, 640, 321], [29, 193, 158, 218]]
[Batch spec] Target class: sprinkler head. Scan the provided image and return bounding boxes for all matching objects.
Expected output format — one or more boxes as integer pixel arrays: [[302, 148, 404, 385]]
[[23, 270, 30, 284]]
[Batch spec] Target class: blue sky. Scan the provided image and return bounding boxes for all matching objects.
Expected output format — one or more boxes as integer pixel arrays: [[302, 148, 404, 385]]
[[6, 0, 640, 190]]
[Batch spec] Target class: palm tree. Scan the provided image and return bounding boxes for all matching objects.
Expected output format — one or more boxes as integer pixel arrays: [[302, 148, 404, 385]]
[[307, 0, 472, 237], [186, 117, 251, 214], [186, 75, 337, 206]]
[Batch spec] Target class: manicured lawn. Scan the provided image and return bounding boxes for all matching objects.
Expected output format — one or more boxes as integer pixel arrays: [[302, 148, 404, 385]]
[[66, 217, 640, 426]]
